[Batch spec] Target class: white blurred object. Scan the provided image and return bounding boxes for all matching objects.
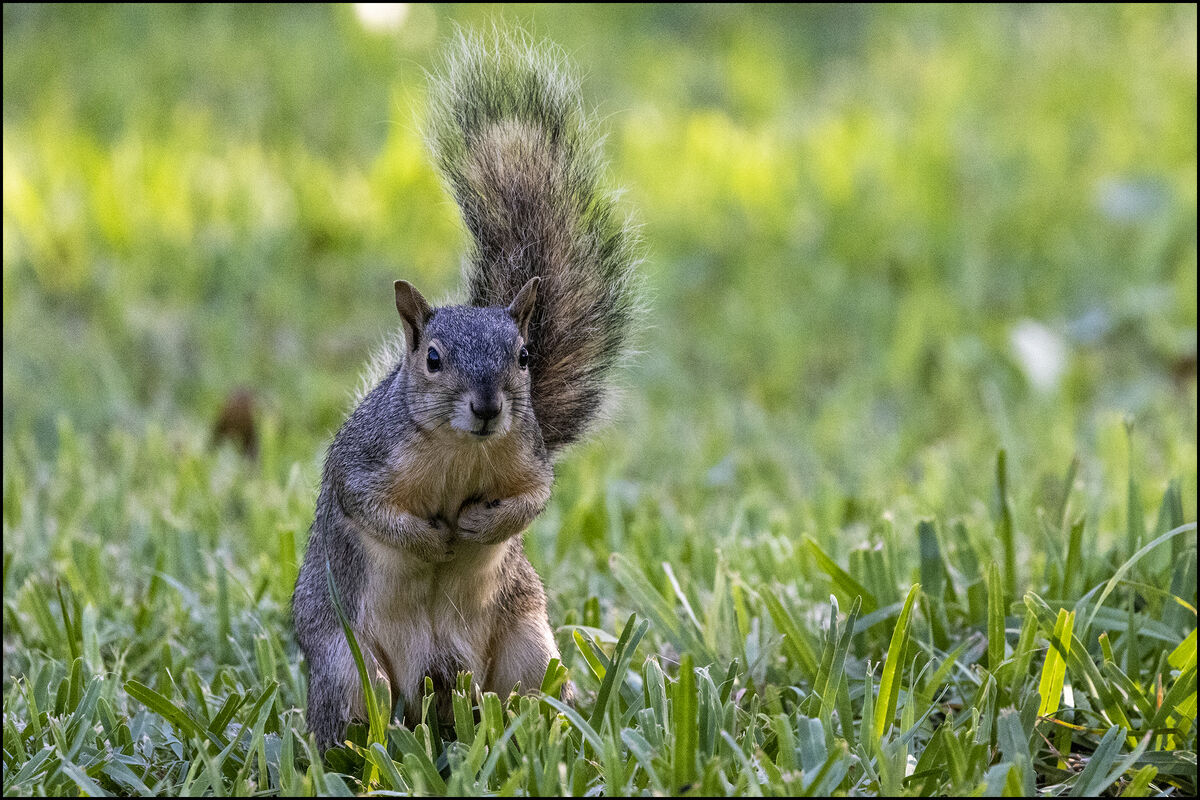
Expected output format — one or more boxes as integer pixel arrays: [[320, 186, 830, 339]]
[[1094, 177, 1166, 222], [353, 3, 409, 33], [1011, 319, 1067, 392]]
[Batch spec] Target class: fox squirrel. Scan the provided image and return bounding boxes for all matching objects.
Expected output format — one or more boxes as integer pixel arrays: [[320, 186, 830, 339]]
[[291, 30, 643, 749]]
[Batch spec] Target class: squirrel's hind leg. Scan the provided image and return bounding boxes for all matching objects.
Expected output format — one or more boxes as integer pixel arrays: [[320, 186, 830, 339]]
[[480, 544, 564, 700], [484, 615, 564, 700], [305, 642, 360, 751], [482, 546, 573, 702]]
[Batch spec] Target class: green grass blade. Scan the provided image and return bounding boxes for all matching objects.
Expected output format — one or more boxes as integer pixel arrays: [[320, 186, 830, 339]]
[[475, 708, 531, 787], [917, 520, 946, 602], [987, 560, 1006, 672], [1100, 662, 1156, 723], [453, 672, 476, 745], [539, 657, 569, 699], [1063, 516, 1086, 598], [611, 554, 712, 662], [817, 596, 861, 722], [621, 727, 666, 791], [994, 450, 1016, 599], [1119, 765, 1158, 797], [672, 652, 697, 791], [323, 557, 384, 783], [60, 757, 109, 797], [1167, 627, 1197, 671], [1055, 455, 1079, 531], [540, 694, 604, 753], [366, 742, 409, 792], [573, 628, 611, 684], [997, 707, 1035, 796], [1078, 523, 1196, 634], [1068, 726, 1126, 796], [124, 678, 220, 747], [1147, 664, 1197, 732], [55, 581, 80, 665], [873, 583, 919, 743], [207, 691, 245, 735], [1036, 608, 1074, 718], [762, 587, 820, 680], [1025, 592, 1136, 739], [390, 726, 448, 793], [589, 614, 648, 728], [804, 537, 878, 612]]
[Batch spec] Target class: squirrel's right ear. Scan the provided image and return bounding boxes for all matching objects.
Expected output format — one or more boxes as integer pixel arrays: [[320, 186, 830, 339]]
[[394, 280, 432, 351], [507, 276, 540, 338]]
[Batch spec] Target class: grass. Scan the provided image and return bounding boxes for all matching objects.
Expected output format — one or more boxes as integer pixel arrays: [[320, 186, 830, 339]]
[[3, 3, 1197, 796]]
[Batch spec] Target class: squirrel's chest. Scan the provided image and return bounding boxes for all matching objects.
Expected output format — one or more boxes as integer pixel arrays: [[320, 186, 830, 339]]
[[384, 436, 545, 521]]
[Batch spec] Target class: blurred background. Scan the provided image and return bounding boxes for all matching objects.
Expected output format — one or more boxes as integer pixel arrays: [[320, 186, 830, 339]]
[[3, 4, 1196, 582]]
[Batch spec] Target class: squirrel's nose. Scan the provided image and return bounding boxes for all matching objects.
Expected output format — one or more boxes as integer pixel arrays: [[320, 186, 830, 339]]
[[470, 397, 502, 422]]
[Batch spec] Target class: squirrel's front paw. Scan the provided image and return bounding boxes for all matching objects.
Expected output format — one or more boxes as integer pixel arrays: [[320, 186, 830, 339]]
[[413, 516, 455, 562], [457, 498, 518, 544]]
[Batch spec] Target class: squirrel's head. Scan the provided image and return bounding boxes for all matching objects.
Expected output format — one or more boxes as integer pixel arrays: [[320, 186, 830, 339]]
[[393, 277, 539, 440]]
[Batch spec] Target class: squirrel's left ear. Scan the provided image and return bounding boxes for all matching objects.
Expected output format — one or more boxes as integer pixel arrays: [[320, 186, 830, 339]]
[[507, 276, 540, 338], [395, 280, 432, 351]]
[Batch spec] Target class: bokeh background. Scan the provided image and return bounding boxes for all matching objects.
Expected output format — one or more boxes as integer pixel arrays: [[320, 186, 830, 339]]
[[2, 5, 1196, 788], [5, 4, 1194, 536]]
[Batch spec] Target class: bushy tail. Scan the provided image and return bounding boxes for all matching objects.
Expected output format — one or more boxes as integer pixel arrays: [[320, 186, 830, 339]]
[[425, 29, 643, 457]]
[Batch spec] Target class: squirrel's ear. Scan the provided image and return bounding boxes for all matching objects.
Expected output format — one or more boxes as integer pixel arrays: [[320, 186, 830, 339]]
[[394, 280, 432, 351], [507, 276, 540, 338]]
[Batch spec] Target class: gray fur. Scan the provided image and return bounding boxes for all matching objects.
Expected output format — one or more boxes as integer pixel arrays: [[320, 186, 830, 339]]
[[292, 30, 633, 750]]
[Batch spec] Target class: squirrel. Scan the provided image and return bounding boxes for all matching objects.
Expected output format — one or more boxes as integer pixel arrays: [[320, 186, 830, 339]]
[[291, 30, 642, 750]]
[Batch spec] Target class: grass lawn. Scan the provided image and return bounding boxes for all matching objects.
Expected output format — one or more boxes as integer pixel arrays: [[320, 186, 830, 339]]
[[3, 4, 1196, 795]]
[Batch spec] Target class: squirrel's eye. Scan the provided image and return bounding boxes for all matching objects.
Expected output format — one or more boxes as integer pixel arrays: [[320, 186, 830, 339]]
[[518, 346, 529, 370], [426, 347, 442, 372]]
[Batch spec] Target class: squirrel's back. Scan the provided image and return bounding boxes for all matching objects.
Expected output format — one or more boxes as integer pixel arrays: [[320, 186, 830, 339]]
[[425, 30, 643, 456]]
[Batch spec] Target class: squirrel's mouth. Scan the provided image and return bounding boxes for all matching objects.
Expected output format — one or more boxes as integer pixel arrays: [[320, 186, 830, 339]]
[[470, 416, 503, 438], [450, 395, 511, 439]]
